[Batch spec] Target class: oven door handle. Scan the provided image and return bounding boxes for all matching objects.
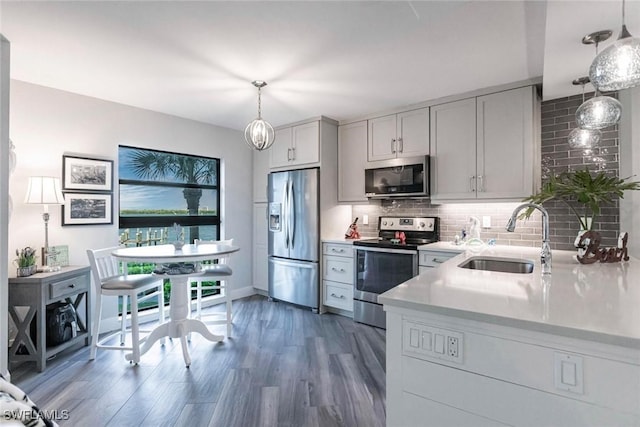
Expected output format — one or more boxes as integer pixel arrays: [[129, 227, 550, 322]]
[[354, 246, 417, 255]]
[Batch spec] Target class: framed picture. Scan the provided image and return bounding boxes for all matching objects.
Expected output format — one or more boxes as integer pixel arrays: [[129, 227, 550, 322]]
[[62, 193, 113, 226], [62, 155, 113, 192]]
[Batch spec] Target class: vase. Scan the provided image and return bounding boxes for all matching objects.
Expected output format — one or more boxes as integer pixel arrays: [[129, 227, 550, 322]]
[[17, 264, 37, 277]]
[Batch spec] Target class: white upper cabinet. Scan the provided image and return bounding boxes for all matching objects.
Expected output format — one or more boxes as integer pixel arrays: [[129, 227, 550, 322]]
[[338, 121, 368, 202], [368, 107, 429, 161], [270, 121, 320, 169], [430, 98, 477, 201], [253, 146, 270, 203], [431, 86, 538, 202], [477, 87, 535, 199]]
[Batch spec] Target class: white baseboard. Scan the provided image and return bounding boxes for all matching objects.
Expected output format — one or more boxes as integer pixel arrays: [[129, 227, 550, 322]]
[[232, 285, 258, 300]]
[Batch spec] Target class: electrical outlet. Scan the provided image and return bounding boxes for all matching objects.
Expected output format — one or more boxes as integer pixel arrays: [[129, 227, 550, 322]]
[[448, 336, 459, 358], [363, 214, 369, 225], [482, 215, 491, 228]]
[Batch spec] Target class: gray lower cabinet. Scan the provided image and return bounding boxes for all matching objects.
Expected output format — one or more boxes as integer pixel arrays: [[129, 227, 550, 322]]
[[8, 266, 91, 371]]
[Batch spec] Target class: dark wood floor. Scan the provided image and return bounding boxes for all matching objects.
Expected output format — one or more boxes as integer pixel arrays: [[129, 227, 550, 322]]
[[12, 295, 387, 427]]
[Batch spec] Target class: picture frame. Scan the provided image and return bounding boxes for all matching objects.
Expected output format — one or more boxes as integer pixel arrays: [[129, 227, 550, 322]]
[[62, 154, 113, 192], [62, 193, 113, 226]]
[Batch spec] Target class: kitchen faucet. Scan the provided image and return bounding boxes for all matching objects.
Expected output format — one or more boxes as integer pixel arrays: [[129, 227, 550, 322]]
[[506, 203, 552, 275]]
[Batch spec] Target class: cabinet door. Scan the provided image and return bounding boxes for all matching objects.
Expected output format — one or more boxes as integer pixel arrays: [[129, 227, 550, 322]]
[[253, 203, 268, 291], [253, 147, 270, 202], [430, 98, 477, 201], [338, 121, 368, 202], [291, 121, 320, 166], [477, 87, 535, 199], [368, 114, 397, 161], [397, 108, 429, 158], [270, 127, 293, 169]]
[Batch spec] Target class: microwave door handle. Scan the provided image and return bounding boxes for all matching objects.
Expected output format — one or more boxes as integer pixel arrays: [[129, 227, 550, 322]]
[[288, 179, 295, 248]]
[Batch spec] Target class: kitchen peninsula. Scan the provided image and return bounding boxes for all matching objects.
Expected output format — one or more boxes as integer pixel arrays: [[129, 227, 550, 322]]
[[380, 245, 640, 426]]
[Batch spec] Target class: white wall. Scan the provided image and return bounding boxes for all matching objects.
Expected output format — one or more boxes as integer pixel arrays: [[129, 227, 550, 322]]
[[1, 36, 11, 377], [619, 87, 640, 258], [8, 80, 254, 330]]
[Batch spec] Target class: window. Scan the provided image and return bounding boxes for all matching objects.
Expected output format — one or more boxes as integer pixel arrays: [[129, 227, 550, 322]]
[[118, 145, 221, 311]]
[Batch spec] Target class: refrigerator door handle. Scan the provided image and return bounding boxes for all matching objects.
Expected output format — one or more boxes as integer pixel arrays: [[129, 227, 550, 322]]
[[282, 180, 289, 248], [270, 257, 315, 269], [289, 179, 296, 249]]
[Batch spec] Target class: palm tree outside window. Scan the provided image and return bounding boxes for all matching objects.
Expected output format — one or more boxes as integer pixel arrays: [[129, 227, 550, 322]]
[[118, 145, 221, 312]]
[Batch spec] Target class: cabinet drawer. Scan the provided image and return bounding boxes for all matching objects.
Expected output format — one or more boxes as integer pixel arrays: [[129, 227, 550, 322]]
[[322, 243, 353, 258], [323, 280, 353, 311], [49, 274, 88, 299], [419, 250, 461, 268], [323, 256, 354, 283]]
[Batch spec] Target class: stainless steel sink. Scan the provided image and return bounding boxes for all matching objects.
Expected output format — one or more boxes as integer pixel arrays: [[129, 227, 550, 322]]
[[458, 256, 534, 274]]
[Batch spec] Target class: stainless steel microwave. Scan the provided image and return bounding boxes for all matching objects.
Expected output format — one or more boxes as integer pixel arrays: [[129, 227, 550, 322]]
[[364, 156, 429, 198]]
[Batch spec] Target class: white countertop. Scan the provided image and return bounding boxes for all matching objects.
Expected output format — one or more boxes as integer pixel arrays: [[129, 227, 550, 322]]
[[418, 241, 468, 253], [322, 238, 360, 245], [379, 245, 640, 348]]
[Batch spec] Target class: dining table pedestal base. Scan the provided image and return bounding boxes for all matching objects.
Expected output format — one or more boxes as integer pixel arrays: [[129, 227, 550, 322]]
[[124, 275, 223, 367]]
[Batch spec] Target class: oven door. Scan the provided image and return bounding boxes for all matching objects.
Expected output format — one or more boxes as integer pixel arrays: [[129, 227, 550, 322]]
[[354, 246, 418, 303]]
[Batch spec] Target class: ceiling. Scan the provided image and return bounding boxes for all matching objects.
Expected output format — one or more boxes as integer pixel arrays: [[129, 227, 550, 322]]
[[1, 1, 638, 131]]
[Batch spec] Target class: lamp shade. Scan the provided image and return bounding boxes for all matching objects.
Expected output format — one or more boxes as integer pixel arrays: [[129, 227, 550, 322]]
[[24, 176, 65, 205], [589, 33, 640, 92], [575, 95, 622, 130]]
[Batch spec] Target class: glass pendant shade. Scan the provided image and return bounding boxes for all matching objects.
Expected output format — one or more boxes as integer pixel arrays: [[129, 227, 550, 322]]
[[589, 34, 640, 91], [244, 118, 275, 151], [568, 128, 601, 148], [575, 95, 622, 129]]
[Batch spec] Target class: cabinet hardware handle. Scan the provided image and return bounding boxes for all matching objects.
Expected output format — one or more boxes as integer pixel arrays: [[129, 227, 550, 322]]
[[432, 258, 444, 263], [287, 148, 292, 161], [391, 139, 396, 154], [291, 147, 296, 161], [470, 176, 476, 192], [331, 248, 344, 253], [398, 137, 403, 153], [478, 175, 485, 192], [331, 267, 346, 272], [330, 293, 346, 299], [69, 284, 76, 288]]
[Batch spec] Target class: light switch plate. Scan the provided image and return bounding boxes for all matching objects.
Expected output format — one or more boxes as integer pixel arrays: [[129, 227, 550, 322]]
[[482, 216, 491, 228], [554, 352, 584, 394], [363, 214, 369, 225]]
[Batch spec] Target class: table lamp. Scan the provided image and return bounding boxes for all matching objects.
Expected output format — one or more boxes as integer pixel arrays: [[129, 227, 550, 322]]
[[24, 176, 66, 272]]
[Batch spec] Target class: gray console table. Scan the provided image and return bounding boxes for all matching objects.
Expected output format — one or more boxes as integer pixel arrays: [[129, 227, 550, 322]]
[[8, 265, 91, 372]]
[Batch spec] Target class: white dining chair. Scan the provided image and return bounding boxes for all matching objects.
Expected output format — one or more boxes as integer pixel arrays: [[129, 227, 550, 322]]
[[189, 238, 233, 337], [87, 246, 166, 364]]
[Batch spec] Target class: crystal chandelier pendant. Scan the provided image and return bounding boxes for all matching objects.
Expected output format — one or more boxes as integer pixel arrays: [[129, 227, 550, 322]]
[[244, 80, 275, 151], [568, 127, 602, 148], [590, 34, 640, 91], [575, 95, 622, 130]]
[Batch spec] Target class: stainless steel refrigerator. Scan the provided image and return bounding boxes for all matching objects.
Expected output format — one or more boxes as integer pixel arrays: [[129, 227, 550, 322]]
[[268, 167, 319, 311]]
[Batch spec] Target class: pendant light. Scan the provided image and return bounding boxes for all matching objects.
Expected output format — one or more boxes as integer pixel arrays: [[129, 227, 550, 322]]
[[568, 78, 602, 149], [576, 31, 623, 130], [244, 80, 275, 151], [589, 0, 640, 91]]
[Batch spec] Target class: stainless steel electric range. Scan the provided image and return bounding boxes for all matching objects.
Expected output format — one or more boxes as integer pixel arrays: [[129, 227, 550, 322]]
[[352, 216, 439, 329]]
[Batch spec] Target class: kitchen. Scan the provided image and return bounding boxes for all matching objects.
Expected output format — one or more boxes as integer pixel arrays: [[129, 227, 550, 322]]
[[1, 1, 640, 426]]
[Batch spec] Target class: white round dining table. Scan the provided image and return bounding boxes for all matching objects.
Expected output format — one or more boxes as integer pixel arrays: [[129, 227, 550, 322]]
[[112, 243, 239, 367]]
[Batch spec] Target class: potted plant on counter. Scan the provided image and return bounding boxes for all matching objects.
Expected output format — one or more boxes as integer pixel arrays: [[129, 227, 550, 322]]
[[521, 169, 640, 231], [15, 246, 37, 277]]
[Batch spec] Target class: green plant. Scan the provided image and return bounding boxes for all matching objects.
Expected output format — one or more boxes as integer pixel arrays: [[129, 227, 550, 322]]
[[522, 169, 640, 230], [15, 246, 37, 267]]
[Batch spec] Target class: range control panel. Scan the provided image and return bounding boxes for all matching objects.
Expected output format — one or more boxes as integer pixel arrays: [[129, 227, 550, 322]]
[[379, 216, 436, 232]]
